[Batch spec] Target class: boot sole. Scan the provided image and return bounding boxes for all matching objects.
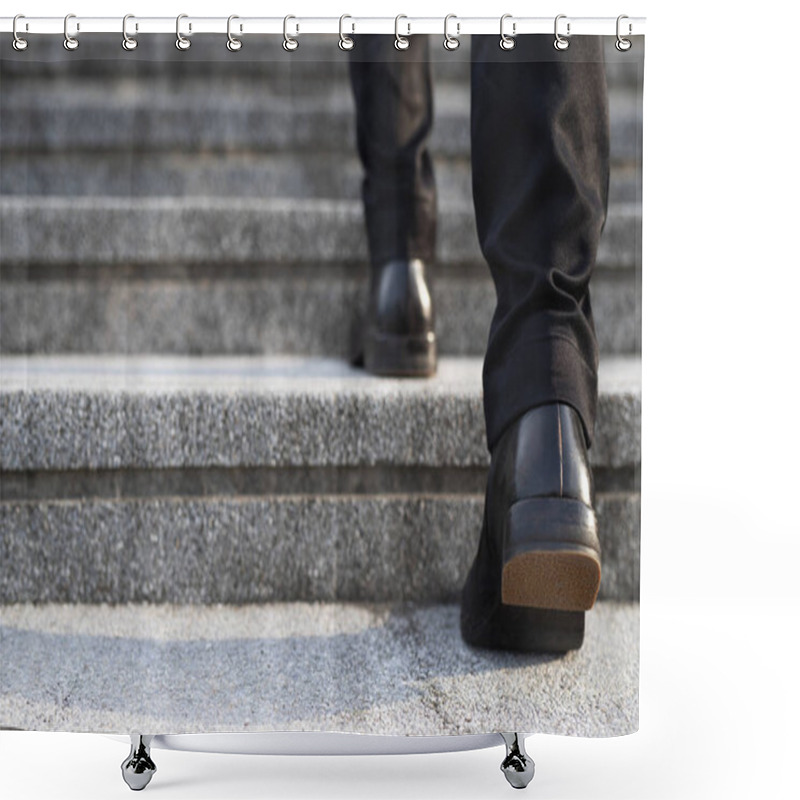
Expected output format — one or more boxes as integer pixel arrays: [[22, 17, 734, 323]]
[[462, 603, 586, 653], [363, 330, 437, 377], [502, 497, 601, 612]]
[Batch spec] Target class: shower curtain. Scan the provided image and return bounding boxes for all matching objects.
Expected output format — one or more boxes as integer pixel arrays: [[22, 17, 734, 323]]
[[0, 24, 643, 748]]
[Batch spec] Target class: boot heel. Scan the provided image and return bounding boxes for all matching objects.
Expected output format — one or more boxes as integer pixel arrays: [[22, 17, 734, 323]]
[[364, 330, 437, 377], [502, 497, 601, 611]]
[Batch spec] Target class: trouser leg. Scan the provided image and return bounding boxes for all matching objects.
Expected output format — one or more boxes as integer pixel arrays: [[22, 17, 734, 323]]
[[470, 35, 609, 450], [348, 35, 437, 268]]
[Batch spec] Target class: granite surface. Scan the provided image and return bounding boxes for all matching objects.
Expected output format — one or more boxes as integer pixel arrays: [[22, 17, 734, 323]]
[[0, 494, 639, 603], [0, 356, 641, 471], [0, 601, 638, 737]]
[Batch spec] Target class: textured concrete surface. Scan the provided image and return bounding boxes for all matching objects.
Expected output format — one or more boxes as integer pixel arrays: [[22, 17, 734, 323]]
[[0, 152, 642, 204], [0, 493, 639, 603], [0, 39, 641, 360], [0, 355, 641, 471], [0, 601, 638, 737], [0, 82, 640, 162], [0, 464, 498, 501], [0, 197, 641, 269], [0, 266, 640, 357]]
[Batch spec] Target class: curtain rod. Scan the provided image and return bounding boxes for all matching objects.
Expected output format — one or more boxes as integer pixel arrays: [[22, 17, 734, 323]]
[[1, 16, 646, 38]]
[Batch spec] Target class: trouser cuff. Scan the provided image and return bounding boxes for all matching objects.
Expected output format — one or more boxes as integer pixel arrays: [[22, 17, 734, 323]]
[[483, 334, 598, 452]]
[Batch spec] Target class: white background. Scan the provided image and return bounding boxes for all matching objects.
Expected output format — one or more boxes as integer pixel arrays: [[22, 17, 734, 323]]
[[2, 1, 799, 798]]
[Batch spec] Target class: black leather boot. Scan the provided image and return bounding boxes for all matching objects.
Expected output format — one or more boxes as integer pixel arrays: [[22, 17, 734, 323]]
[[363, 258, 437, 377], [460, 403, 601, 653]]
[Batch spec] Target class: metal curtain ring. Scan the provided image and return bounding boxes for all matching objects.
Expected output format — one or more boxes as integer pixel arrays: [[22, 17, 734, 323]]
[[394, 15, 410, 51], [176, 14, 191, 50], [12, 14, 28, 51], [63, 13, 79, 51], [227, 15, 242, 51], [554, 14, 570, 50], [616, 14, 632, 51], [499, 14, 515, 50], [339, 14, 354, 50], [283, 15, 299, 51], [443, 14, 460, 51], [122, 14, 138, 51]]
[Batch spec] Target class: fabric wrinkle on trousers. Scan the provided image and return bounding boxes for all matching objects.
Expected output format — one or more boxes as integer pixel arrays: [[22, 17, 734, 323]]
[[349, 35, 609, 450]]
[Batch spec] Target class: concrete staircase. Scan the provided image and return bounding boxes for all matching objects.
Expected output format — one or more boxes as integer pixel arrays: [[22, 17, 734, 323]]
[[0, 34, 641, 735]]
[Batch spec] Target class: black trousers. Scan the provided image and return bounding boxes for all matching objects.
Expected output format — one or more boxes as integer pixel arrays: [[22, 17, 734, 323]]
[[349, 35, 609, 451]]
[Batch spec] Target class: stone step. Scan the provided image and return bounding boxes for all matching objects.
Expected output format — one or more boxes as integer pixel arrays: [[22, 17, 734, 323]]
[[0, 492, 639, 604], [0, 197, 641, 269], [0, 603, 639, 736], [0, 600, 639, 736], [0, 151, 642, 204], [0, 80, 641, 163], [0, 198, 641, 357], [0, 355, 640, 471], [0, 31, 643, 88], [0, 257, 639, 357], [0, 356, 640, 603], [0, 195, 640, 358]]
